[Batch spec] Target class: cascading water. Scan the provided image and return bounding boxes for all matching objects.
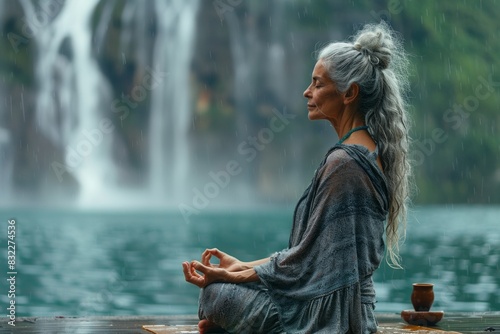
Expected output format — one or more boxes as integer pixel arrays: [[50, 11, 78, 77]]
[[149, 0, 200, 201], [20, 0, 199, 207], [224, 6, 257, 139], [23, 0, 115, 206]]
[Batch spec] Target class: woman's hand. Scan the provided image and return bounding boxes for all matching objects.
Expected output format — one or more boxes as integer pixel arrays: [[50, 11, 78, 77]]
[[201, 248, 248, 272], [182, 260, 259, 288], [182, 260, 228, 288], [182, 248, 261, 288]]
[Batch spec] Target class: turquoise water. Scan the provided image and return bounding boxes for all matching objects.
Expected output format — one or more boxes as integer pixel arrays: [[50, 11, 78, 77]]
[[0, 205, 499, 317]]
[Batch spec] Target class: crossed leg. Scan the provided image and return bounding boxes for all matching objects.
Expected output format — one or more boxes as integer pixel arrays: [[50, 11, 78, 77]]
[[198, 282, 283, 334]]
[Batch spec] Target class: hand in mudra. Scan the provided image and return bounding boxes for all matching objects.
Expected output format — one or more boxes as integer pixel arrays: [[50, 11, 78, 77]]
[[182, 248, 248, 288], [202, 248, 247, 272]]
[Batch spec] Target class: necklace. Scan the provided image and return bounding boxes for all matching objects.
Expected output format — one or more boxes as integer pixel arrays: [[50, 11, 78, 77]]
[[338, 125, 369, 144]]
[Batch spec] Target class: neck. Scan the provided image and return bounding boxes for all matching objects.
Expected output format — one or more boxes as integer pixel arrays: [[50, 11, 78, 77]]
[[331, 114, 366, 141]]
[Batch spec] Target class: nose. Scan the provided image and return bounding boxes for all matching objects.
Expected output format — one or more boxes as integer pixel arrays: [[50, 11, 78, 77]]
[[303, 84, 312, 98]]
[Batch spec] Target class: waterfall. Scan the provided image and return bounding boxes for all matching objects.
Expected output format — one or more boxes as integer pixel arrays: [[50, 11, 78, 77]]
[[15, 0, 200, 207], [23, 0, 115, 206], [224, 6, 258, 139], [149, 0, 200, 201]]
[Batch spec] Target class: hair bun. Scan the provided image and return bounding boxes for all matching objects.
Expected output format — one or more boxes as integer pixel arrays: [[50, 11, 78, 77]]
[[353, 22, 395, 70]]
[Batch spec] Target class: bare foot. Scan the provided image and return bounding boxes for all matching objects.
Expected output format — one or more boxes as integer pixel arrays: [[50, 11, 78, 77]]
[[198, 319, 225, 333]]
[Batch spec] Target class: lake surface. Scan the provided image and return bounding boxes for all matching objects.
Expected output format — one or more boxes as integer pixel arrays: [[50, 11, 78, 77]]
[[0, 205, 499, 317]]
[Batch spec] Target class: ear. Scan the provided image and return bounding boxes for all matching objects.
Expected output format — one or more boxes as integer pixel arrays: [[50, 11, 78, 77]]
[[343, 83, 359, 105]]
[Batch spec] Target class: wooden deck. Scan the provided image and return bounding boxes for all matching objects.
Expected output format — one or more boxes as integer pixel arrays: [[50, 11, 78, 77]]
[[1, 313, 499, 333]]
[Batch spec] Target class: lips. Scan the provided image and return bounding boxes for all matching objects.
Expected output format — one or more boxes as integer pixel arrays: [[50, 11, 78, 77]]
[[307, 104, 316, 109]]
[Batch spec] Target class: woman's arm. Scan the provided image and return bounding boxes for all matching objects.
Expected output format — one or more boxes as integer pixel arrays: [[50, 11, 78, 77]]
[[182, 260, 259, 288], [182, 248, 269, 288], [244, 257, 271, 268], [201, 248, 269, 272]]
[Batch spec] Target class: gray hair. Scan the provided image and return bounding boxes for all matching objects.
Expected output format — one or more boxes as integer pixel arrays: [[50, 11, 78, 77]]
[[318, 22, 412, 268]]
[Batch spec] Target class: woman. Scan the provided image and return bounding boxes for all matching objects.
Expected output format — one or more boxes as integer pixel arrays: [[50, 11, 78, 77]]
[[183, 22, 411, 333]]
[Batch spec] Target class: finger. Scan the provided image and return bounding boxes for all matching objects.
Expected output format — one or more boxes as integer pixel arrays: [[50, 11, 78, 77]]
[[190, 263, 204, 279], [194, 261, 228, 284], [192, 260, 214, 276], [202, 250, 212, 266], [182, 261, 192, 275], [183, 261, 201, 280], [182, 262, 195, 280], [203, 248, 222, 261], [183, 262, 205, 287], [210, 248, 227, 260], [183, 262, 198, 279], [191, 261, 222, 284], [188, 274, 205, 287]]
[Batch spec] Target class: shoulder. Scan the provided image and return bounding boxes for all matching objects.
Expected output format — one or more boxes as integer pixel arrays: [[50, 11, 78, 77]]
[[325, 147, 353, 164], [323, 144, 380, 174], [322, 147, 363, 172], [315, 145, 384, 198], [316, 147, 366, 184], [312, 146, 389, 214]]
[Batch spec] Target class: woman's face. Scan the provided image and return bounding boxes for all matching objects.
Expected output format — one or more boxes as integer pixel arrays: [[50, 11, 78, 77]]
[[303, 60, 344, 122]]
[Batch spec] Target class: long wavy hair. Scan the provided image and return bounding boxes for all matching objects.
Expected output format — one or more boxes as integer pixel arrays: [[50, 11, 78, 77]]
[[318, 22, 412, 268]]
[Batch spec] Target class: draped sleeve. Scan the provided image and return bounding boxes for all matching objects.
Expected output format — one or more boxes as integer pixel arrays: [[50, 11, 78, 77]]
[[254, 145, 388, 333]]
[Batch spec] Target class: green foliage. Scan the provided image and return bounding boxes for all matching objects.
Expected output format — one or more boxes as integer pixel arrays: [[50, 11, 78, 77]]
[[0, 8, 36, 86], [397, 0, 500, 203], [289, 0, 500, 203]]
